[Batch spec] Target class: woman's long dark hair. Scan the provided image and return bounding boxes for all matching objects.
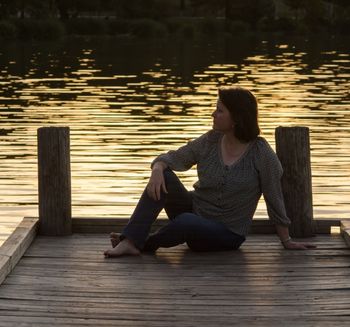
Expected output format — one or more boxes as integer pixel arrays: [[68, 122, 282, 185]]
[[218, 86, 260, 142]]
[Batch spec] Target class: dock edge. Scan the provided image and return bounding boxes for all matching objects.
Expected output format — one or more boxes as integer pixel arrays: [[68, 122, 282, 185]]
[[0, 217, 39, 285]]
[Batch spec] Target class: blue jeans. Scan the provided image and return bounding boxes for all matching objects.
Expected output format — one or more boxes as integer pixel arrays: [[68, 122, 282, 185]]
[[121, 169, 245, 252]]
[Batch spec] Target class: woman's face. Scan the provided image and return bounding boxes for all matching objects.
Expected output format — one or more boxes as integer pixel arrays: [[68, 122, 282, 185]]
[[211, 99, 234, 132]]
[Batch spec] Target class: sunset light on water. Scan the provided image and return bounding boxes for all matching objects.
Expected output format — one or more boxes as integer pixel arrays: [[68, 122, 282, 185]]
[[0, 37, 349, 221]]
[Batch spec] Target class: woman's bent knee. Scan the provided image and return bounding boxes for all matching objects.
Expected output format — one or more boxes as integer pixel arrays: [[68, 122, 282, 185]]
[[173, 213, 201, 226]]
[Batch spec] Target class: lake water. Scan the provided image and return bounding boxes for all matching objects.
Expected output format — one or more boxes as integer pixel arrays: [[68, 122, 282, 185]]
[[0, 35, 349, 221]]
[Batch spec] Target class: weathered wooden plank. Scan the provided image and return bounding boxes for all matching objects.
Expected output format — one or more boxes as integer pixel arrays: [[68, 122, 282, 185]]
[[1, 300, 350, 319], [5, 266, 350, 285], [1, 293, 350, 314], [0, 304, 349, 320], [28, 233, 342, 244], [4, 274, 350, 292], [1, 277, 350, 300], [10, 260, 350, 275], [0, 217, 38, 285], [0, 219, 22, 247], [0, 313, 348, 327], [20, 240, 348, 254], [2, 292, 350, 308], [9, 267, 350, 283], [15, 256, 348, 270], [0, 256, 10, 286], [69, 217, 345, 234], [21, 241, 349, 258], [1, 291, 350, 307], [1, 285, 350, 306]]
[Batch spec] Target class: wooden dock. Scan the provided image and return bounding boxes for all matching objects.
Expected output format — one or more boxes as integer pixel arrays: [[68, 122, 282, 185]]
[[0, 217, 349, 326]]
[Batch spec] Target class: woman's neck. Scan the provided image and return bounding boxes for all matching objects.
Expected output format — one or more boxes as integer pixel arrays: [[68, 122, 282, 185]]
[[222, 133, 246, 149], [220, 133, 250, 166]]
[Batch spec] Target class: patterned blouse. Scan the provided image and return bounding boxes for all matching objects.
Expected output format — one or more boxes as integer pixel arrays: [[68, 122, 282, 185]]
[[152, 130, 291, 236]]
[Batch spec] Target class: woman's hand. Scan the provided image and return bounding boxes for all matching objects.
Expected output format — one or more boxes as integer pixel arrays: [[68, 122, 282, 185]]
[[283, 240, 317, 250], [276, 225, 316, 250], [146, 162, 168, 201]]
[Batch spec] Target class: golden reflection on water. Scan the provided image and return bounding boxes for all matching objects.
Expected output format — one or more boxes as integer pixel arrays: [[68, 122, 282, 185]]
[[0, 40, 349, 221]]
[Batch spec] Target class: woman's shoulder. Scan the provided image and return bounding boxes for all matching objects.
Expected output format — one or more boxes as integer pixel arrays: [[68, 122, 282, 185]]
[[251, 136, 279, 160], [187, 130, 221, 158], [252, 136, 282, 168], [191, 129, 222, 145], [254, 136, 275, 152], [205, 129, 223, 143]]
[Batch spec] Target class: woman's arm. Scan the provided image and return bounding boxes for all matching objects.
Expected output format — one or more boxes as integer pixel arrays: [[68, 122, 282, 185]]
[[151, 132, 212, 172], [147, 132, 212, 201], [276, 225, 316, 250]]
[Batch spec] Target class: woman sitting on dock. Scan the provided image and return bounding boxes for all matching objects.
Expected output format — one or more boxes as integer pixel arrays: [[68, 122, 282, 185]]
[[104, 86, 315, 257]]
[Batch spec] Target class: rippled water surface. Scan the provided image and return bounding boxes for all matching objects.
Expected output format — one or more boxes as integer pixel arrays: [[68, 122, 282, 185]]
[[0, 36, 349, 221]]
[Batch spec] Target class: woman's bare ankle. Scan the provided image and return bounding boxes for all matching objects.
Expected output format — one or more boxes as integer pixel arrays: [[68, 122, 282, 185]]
[[110, 232, 121, 248]]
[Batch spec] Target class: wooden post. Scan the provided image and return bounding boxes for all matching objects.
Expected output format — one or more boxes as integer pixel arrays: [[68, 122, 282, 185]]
[[37, 127, 72, 235], [275, 126, 315, 237]]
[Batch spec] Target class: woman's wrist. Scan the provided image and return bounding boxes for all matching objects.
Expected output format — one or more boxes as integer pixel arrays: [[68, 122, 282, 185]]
[[152, 161, 167, 171], [275, 225, 292, 247]]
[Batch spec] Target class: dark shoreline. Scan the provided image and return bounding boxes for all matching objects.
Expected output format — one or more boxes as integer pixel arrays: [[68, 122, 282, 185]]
[[0, 17, 349, 42]]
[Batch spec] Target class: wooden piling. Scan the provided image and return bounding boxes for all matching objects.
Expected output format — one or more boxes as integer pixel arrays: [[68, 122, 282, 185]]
[[275, 126, 315, 237], [37, 127, 72, 235]]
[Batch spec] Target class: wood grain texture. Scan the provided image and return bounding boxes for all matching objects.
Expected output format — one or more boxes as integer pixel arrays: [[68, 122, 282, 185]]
[[0, 217, 38, 285], [0, 217, 24, 247], [0, 233, 349, 326], [340, 220, 350, 247], [37, 127, 72, 236], [275, 126, 315, 237]]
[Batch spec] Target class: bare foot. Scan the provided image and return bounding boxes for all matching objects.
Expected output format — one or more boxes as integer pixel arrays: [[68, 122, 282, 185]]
[[110, 232, 120, 248], [104, 238, 141, 258]]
